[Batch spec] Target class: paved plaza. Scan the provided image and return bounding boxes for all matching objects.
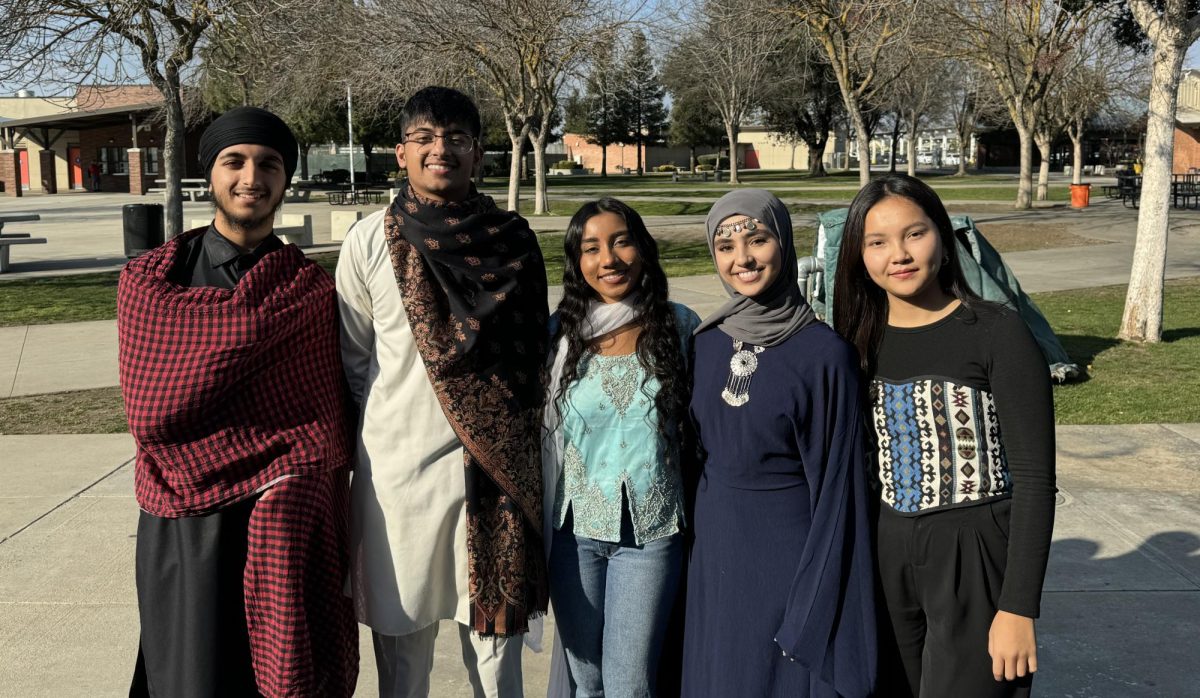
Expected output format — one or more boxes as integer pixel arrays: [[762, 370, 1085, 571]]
[[2, 183, 1199, 696]]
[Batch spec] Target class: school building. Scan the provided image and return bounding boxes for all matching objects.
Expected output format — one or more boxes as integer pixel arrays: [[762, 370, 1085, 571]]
[[0, 85, 206, 197], [560, 126, 843, 174]]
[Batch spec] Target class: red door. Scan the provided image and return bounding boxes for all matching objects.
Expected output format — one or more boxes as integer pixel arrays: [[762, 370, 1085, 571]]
[[17, 150, 30, 190], [744, 147, 760, 169], [68, 146, 83, 189]]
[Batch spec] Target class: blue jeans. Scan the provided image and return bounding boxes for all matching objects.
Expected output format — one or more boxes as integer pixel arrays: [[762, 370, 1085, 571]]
[[549, 509, 683, 698]]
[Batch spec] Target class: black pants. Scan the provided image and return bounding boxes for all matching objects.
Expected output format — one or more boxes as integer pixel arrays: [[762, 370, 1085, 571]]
[[130, 495, 263, 698], [876, 499, 1033, 698]]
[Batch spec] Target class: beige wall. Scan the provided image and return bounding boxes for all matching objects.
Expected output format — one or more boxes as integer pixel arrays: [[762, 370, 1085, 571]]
[[1179, 71, 1200, 113], [0, 96, 74, 120], [737, 127, 839, 170], [0, 96, 77, 191]]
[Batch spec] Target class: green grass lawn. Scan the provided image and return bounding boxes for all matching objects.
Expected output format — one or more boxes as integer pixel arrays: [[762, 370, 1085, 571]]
[[505, 186, 1065, 215], [516, 199, 834, 217], [486, 170, 1018, 191], [0, 272, 120, 328], [1036, 278, 1200, 424], [2, 278, 1198, 433], [0, 386, 127, 434]]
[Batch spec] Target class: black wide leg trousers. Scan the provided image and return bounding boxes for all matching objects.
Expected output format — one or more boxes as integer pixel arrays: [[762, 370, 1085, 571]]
[[875, 499, 1034, 698]]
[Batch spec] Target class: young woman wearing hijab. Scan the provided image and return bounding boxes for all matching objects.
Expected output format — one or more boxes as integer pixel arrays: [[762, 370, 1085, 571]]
[[543, 198, 700, 696], [680, 189, 876, 697]]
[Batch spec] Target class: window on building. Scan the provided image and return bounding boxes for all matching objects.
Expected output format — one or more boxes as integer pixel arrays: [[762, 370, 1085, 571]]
[[143, 147, 161, 175], [99, 147, 127, 175]]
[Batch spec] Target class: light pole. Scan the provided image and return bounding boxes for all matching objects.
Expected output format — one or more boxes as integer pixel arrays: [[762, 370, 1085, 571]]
[[346, 84, 357, 197]]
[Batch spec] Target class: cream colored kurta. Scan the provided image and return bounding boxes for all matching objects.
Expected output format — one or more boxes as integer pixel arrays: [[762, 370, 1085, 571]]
[[336, 208, 471, 636]]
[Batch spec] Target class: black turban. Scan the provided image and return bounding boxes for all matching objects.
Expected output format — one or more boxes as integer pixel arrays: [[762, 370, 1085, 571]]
[[198, 106, 299, 182]]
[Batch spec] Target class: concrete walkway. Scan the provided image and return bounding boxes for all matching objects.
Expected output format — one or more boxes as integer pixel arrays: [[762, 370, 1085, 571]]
[[2, 426, 1197, 696]]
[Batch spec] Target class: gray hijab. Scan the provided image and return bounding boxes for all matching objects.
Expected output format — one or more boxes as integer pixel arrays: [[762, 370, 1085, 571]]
[[693, 189, 817, 347]]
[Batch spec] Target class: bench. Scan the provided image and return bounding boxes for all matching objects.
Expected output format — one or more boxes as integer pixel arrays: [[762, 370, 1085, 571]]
[[1118, 177, 1141, 208], [284, 188, 311, 203], [153, 179, 210, 201], [0, 236, 49, 272], [672, 171, 711, 182]]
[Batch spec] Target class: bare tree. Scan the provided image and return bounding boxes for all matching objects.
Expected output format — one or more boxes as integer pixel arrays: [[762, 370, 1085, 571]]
[[778, 0, 915, 186], [881, 50, 950, 177], [369, 0, 627, 213], [0, 0, 344, 237], [0, 1, 234, 238], [671, 0, 787, 185], [1113, 0, 1200, 342], [936, 0, 1099, 209], [946, 60, 1007, 176]]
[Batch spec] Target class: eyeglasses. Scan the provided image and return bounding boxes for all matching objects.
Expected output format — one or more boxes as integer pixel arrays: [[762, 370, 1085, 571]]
[[714, 217, 762, 238], [403, 131, 475, 155]]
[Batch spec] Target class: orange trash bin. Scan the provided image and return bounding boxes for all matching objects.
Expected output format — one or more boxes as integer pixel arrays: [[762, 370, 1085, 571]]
[[1070, 183, 1091, 209]]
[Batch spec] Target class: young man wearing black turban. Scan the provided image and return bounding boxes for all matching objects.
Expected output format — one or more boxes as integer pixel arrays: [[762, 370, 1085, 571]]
[[122, 106, 358, 697]]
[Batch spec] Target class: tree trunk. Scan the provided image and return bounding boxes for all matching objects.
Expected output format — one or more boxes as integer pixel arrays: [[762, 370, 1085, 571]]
[[1070, 129, 1083, 185], [533, 136, 548, 215], [805, 135, 828, 177], [504, 117, 531, 212], [689, 146, 696, 172], [848, 106, 871, 186], [507, 135, 523, 212], [362, 143, 373, 180], [1015, 123, 1034, 209], [1035, 131, 1051, 202], [636, 136, 644, 176], [601, 144, 608, 177], [889, 117, 900, 174], [957, 127, 970, 176], [299, 145, 311, 180], [906, 135, 916, 178], [1120, 39, 1186, 343], [162, 83, 186, 239], [724, 119, 740, 185]]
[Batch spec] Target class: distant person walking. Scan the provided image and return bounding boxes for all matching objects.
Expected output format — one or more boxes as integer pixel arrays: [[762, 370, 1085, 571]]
[[87, 161, 101, 191], [121, 106, 358, 698]]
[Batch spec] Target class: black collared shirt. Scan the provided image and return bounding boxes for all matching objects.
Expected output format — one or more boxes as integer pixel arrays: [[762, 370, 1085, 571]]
[[172, 225, 285, 290]]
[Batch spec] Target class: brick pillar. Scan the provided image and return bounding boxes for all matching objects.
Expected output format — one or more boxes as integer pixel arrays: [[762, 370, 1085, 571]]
[[127, 148, 145, 195], [0, 150, 22, 197], [39, 150, 58, 194]]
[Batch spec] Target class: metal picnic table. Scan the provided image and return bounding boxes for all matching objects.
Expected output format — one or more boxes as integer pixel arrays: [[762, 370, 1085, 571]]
[[0, 213, 45, 272], [0, 213, 40, 238]]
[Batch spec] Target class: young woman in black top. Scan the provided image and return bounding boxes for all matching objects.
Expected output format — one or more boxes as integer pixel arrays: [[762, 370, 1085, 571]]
[[833, 174, 1056, 697]]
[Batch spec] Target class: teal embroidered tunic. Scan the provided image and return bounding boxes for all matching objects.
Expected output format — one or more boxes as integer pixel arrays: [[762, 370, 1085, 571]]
[[552, 304, 700, 544]]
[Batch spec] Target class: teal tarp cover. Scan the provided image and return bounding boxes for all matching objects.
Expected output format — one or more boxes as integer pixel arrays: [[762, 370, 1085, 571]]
[[810, 208, 1080, 383]]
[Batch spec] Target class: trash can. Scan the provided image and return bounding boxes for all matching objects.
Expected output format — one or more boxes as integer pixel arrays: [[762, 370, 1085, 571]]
[[1070, 183, 1091, 209], [123, 203, 164, 258]]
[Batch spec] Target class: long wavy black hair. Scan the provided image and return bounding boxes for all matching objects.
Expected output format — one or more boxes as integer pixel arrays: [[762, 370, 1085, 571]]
[[552, 197, 688, 455], [833, 173, 979, 377]]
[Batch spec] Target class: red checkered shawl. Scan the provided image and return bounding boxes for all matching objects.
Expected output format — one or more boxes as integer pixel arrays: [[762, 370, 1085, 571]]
[[117, 229, 357, 697]]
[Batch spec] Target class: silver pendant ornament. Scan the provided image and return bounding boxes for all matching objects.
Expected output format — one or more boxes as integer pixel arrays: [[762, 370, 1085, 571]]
[[721, 339, 765, 407]]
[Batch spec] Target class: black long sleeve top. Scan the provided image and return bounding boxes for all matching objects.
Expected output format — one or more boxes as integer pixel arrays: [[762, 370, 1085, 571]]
[[869, 300, 1056, 618]]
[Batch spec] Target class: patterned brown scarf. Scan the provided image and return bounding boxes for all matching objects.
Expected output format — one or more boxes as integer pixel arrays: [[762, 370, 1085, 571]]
[[383, 183, 549, 636]]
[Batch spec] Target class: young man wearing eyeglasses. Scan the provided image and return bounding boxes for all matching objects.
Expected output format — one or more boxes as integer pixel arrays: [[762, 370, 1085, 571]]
[[335, 86, 550, 697]]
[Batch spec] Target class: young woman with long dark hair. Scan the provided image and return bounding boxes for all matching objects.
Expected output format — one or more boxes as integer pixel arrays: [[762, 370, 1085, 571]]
[[833, 173, 1056, 697], [543, 197, 699, 696], [681, 189, 876, 698]]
